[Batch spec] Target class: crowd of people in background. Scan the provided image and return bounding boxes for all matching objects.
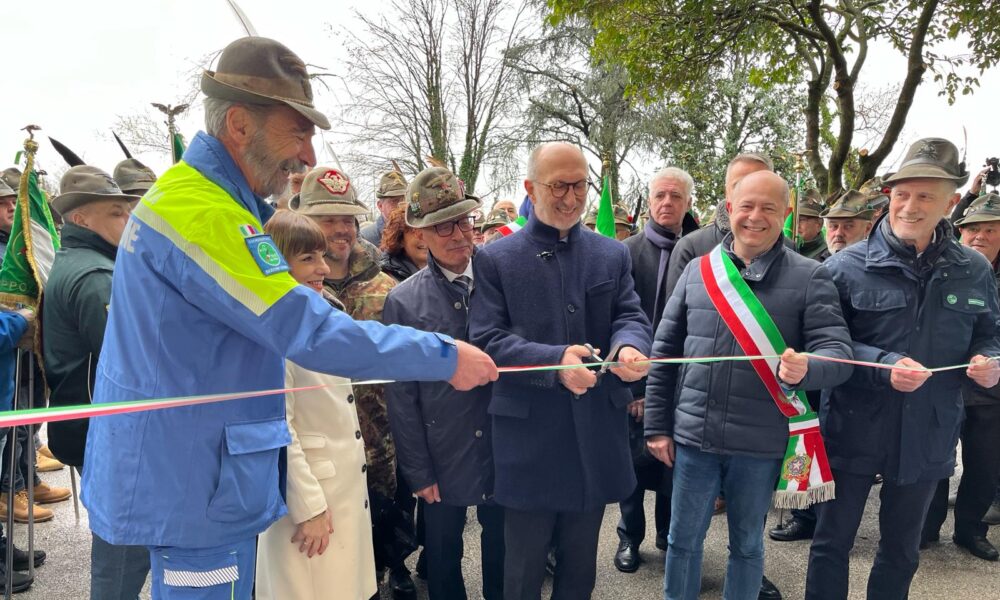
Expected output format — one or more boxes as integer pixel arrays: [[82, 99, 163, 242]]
[[1, 35, 998, 600]]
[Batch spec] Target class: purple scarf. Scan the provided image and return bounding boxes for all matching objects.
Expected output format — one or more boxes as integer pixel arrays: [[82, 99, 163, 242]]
[[644, 220, 679, 316]]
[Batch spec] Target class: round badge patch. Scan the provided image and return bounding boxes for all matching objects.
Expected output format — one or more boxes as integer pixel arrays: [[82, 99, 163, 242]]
[[257, 241, 282, 267], [946, 294, 958, 305]]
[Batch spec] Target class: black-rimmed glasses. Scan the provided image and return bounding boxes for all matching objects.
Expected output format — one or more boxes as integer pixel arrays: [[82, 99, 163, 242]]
[[433, 216, 476, 237], [533, 179, 592, 198]]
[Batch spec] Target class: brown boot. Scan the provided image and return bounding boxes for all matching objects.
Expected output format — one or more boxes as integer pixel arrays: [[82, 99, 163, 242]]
[[38, 445, 55, 460], [0, 491, 54, 523], [36, 451, 65, 472], [33, 481, 71, 504]]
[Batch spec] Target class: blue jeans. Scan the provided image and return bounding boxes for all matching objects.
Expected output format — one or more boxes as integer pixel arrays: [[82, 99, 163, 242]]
[[149, 538, 257, 599], [92, 532, 151, 599], [665, 444, 781, 600]]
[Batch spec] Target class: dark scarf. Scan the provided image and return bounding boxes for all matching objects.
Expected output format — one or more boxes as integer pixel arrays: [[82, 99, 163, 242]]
[[644, 220, 680, 316], [880, 217, 950, 275]]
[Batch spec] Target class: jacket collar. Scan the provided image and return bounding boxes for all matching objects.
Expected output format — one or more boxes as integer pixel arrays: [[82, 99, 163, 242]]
[[181, 131, 276, 225], [865, 215, 968, 274], [59, 223, 118, 262], [799, 235, 827, 255], [0, 229, 8, 245], [426, 249, 476, 301], [324, 239, 382, 293], [721, 232, 787, 283], [524, 212, 583, 245]]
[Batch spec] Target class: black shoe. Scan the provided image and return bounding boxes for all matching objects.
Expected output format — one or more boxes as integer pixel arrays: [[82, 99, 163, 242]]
[[545, 549, 556, 577], [414, 551, 427, 580], [0, 544, 46, 571], [919, 531, 939, 550], [654, 533, 668, 552], [768, 517, 814, 542], [984, 502, 1000, 526], [613, 540, 641, 573], [390, 567, 417, 598], [759, 576, 782, 600], [0, 567, 32, 594], [953, 534, 999, 561]]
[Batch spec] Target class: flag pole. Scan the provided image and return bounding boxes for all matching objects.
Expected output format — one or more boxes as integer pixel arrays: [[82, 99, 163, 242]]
[[25, 353, 34, 580], [153, 103, 189, 163]]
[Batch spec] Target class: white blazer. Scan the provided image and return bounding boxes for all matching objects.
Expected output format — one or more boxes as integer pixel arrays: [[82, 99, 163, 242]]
[[256, 361, 376, 600]]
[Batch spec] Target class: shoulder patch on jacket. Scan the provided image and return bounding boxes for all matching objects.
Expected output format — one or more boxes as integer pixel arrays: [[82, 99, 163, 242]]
[[244, 234, 290, 276]]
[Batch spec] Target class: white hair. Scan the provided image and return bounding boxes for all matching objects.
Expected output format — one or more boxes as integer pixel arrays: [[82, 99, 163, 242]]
[[203, 97, 269, 138], [649, 167, 694, 198]]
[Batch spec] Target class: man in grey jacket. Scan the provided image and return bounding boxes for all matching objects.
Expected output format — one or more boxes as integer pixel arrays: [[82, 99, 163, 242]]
[[383, 167, 504, 600], [645, 170, 853, 600]]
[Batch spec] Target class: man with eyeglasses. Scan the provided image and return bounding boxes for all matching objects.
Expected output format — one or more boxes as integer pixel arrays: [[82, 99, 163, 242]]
[[470, 142, 652, 599], [384, 166, 505, 600]]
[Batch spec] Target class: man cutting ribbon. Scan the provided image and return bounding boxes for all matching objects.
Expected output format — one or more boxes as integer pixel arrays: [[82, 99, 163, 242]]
[[644, 170, 853, 600]]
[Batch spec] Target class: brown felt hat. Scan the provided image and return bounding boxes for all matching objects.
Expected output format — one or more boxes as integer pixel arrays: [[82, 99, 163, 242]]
[[0, 178, 14, 199], [377, 171, 408, 198], [1, 168, 21, 192], [797, 189, 825, 217], [885, 138, 968, 186], [113, 158, 157, 194], [480, 207, 511, 231], [201, 37, 331, 130], [955, 193, 1000, 227], [821, 190, 875, 220], [289, 166, 368, 217], [52, 166, 139, 214], [405, 167, 480, 228]]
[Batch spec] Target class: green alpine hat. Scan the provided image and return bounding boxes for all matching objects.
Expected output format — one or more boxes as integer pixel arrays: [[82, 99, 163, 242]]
[[51, 165, 140, 215], [613, 203, 632, 226], [955, 193, 1000, 227], [289, 166, 367, 217], [480, 207, 511, 231], [376, 171, 407, 198], [113, 158, 157, 194], [1, 168, 21, 192], [0, 178, 14, 199], [201, 37, 331, 130], [820, 190, 875, 220], [404, 167, 481, 228], [885, 137, 969, 186], [859, 176, 890, 211], [797, 189, 825, 217]]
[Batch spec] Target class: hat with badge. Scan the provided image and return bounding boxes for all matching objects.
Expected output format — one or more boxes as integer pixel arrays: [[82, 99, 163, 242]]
[[480, 207, 511, 231], [954, 193, 1000, 227], [51, 165, 140, 214], [859, 176, 890, 211], [1, 168, 21, 192], [613, 204, 632, 227], [885, 137, 969, 186], [376, 171, 407, 199], [820, 190, 875, 220], [201, 37, 331, 130], [289, 166, 367, 216], [113, 158, 157, 195], [404, 167, 481, 228], [0, 177, 14, 199], [797, 189, 826, 217]]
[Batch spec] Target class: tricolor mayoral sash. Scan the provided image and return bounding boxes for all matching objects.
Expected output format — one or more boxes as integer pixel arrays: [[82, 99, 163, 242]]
[[700, 245, 835, 509]]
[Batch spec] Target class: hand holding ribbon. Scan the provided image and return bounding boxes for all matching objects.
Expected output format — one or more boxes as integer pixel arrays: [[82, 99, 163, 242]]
[[610, 346, 649, 383], [890, 357, 931, 392], [778, 348, 808, 386], [967, 354, 1000, 388], [559, 345, 598, 395]]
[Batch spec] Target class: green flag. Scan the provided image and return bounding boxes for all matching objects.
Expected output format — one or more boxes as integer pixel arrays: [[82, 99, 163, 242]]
[[0, 168, 61, 308], [595, 172, 615, 238], [171, 131, 186, 164]]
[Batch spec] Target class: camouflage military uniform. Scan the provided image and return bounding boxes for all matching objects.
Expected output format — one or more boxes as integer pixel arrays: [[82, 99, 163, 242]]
[[325, 239, 399, 498]]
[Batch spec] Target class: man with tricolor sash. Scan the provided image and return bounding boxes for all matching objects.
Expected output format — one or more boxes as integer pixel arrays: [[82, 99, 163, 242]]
[[645, 170, 853, 600], [805, 138, 1000, 600], [81, 37, 497, 600]]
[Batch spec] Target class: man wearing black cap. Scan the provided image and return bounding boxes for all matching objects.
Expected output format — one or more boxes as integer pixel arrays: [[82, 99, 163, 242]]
[[805, 138, 1000, 599]]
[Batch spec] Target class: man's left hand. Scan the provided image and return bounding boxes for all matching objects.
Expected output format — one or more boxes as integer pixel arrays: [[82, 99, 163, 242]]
[[610, 347, 649, 383], [967, 355, 1000, 388], [627, 398, 644, 422], [778, 348, 808, 386]]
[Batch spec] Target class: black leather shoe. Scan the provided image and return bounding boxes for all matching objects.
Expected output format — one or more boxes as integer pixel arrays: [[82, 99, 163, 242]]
[[954, 534, 999, 561], [0, 566, 32, 594], [390, 567, 417, 598], [654, 533, 668, 551], [759, 576, 782, 600], [768, 517, 814, 542], [0, 543, 45, 572], [614, 540, 641, 573], [984, 501, 1000, 526]]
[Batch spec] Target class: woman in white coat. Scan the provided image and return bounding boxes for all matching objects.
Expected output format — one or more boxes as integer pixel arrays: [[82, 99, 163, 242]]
[[256, 210, 377, 600]]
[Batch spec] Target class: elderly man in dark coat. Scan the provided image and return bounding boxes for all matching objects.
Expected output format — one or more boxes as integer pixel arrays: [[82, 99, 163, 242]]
[[383, 166, 504, 600], [805, 138, 1000, 600], [615, 166, 698, 574], [470, 142, 652, 600]]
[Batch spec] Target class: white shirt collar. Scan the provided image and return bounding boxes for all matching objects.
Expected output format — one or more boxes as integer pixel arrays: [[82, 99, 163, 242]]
[[439, 261, 474, 284]]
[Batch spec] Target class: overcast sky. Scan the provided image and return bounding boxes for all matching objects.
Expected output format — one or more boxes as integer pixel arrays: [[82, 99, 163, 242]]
[[3, 0, 998, 203]]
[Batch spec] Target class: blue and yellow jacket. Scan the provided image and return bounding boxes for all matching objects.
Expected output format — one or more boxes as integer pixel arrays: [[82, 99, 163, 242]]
[[82, 132, 457, 548]]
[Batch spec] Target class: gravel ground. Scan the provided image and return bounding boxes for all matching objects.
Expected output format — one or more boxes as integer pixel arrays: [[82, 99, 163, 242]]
[[8, 447, 997, 599]]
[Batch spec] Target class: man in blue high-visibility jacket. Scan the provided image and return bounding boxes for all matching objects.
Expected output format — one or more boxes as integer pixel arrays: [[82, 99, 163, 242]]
[[81, 37, 497, 600]]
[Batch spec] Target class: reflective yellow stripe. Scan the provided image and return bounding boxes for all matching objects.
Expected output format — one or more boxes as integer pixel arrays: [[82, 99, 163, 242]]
[[135, 162, 296, 316]]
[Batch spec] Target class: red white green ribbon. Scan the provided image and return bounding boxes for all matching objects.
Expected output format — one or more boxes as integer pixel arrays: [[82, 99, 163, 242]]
[[700, 246, 834, 509]]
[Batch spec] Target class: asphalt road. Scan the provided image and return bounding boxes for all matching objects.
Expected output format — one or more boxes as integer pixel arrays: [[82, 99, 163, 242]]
[[9, 451, 998, 599]]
